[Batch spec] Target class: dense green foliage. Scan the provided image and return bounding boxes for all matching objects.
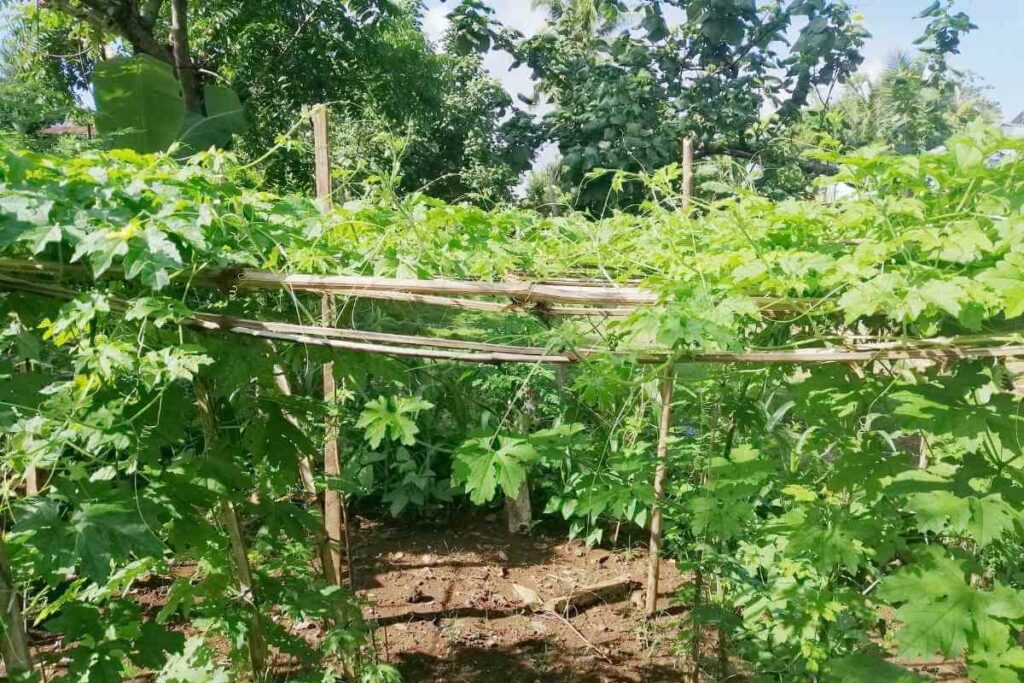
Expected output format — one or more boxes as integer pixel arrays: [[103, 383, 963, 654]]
[[1, 121, 1024, 680], [4, 0, 1001, 210]]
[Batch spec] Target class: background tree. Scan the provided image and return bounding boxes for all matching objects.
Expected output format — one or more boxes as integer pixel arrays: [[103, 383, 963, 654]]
[[513, 0, 868, 210], [0, 6, 97, 145], [813, 53, 999, 154], [4, 0, 540, 199], [801, 2, 998, 155]]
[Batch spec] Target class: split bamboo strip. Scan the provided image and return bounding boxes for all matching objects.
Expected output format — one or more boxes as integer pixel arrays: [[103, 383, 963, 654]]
[[0, 257, 814, 315], [4, 275, 1024, 365], [645, 367, 674, 617]]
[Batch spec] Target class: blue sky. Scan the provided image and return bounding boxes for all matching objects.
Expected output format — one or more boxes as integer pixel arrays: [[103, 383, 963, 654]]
[[423, 0, 1024, 119]]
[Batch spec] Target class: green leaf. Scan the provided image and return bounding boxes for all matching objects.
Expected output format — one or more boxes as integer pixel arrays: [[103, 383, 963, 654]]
[[916, 279, 965, 317], [94, 55, 185, 153], [978, 253, 1024, 318], [826, 654, 923, 682], [879, 548, 1024, 659], [453, 435, 537, 504], [966, 495, 1017, 546], [203, 85, 248, 134], [355, 395, 434, 449], [15, 499, 164, 582]]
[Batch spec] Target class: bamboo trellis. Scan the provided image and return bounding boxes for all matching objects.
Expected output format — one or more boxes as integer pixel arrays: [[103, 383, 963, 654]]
[[6, 108, 1024, 672]]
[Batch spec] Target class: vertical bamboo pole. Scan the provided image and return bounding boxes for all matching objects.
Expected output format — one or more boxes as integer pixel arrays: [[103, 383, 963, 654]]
[[20, 361, 43, 497], [219, 500, 266, 675], [311, 104, 346, 588], [0, 539, 33, 676], [5, 361, 35, 676], [680, 136, 694, 214], [23, 468, 42, 495], [194, 381, 267, 676], [270, 361, 337, 582], [645, 366, 675, 617]]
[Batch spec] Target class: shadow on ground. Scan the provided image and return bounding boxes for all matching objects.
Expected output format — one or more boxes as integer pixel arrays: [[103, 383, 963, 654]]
[[393, 639, 685, 683]]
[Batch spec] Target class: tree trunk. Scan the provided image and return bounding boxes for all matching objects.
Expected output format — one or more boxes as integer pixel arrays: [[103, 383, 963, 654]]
[[169, 0, 200, 111]]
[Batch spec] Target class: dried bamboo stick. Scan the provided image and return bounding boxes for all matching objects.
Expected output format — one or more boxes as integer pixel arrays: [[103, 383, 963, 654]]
[[0, 257, 814, 315], [194, 380, 267, 676], [235, 270, 659, 306], [270, 360, 338, 583], [646, 367, 674, 617], [193, 312, 567, 356], [0, 539, 33, 676]]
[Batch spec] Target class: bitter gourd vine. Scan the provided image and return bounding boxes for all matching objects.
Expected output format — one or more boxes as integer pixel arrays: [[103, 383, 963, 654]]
[[1, 121, 1024, 680]]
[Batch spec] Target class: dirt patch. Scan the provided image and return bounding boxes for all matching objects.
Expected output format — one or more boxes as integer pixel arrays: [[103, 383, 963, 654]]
[[352, 513, 690, 682]]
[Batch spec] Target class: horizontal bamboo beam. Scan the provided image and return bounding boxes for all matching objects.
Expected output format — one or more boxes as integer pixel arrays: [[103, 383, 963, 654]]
[[234, 270, 657, 305], [0, 258, 811, 315], [3, 274, 1024, 367]]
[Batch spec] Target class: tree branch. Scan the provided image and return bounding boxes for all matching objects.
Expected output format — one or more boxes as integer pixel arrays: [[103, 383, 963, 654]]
[[41, 0, 172, 64], [140, 0, 165, 28]]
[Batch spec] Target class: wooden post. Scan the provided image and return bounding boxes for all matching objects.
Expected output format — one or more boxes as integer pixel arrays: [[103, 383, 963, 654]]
[[320, 294, 345, 588], [505, 482, 532, 533], [506, 389, 537, 533], [194, 381, 267, 676], [24, 467, 42, 495], [645, 366, 675, 617], [311, 105, 333, 214], [311, 104, 346, 588], [0, 539, 33, 676], [680, 136, 694, 213]]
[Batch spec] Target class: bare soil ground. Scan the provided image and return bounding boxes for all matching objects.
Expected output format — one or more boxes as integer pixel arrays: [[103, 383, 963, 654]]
[[9, 513, 690, 683], [352, 512, 691, 682], [5, 510, 974, 682]]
